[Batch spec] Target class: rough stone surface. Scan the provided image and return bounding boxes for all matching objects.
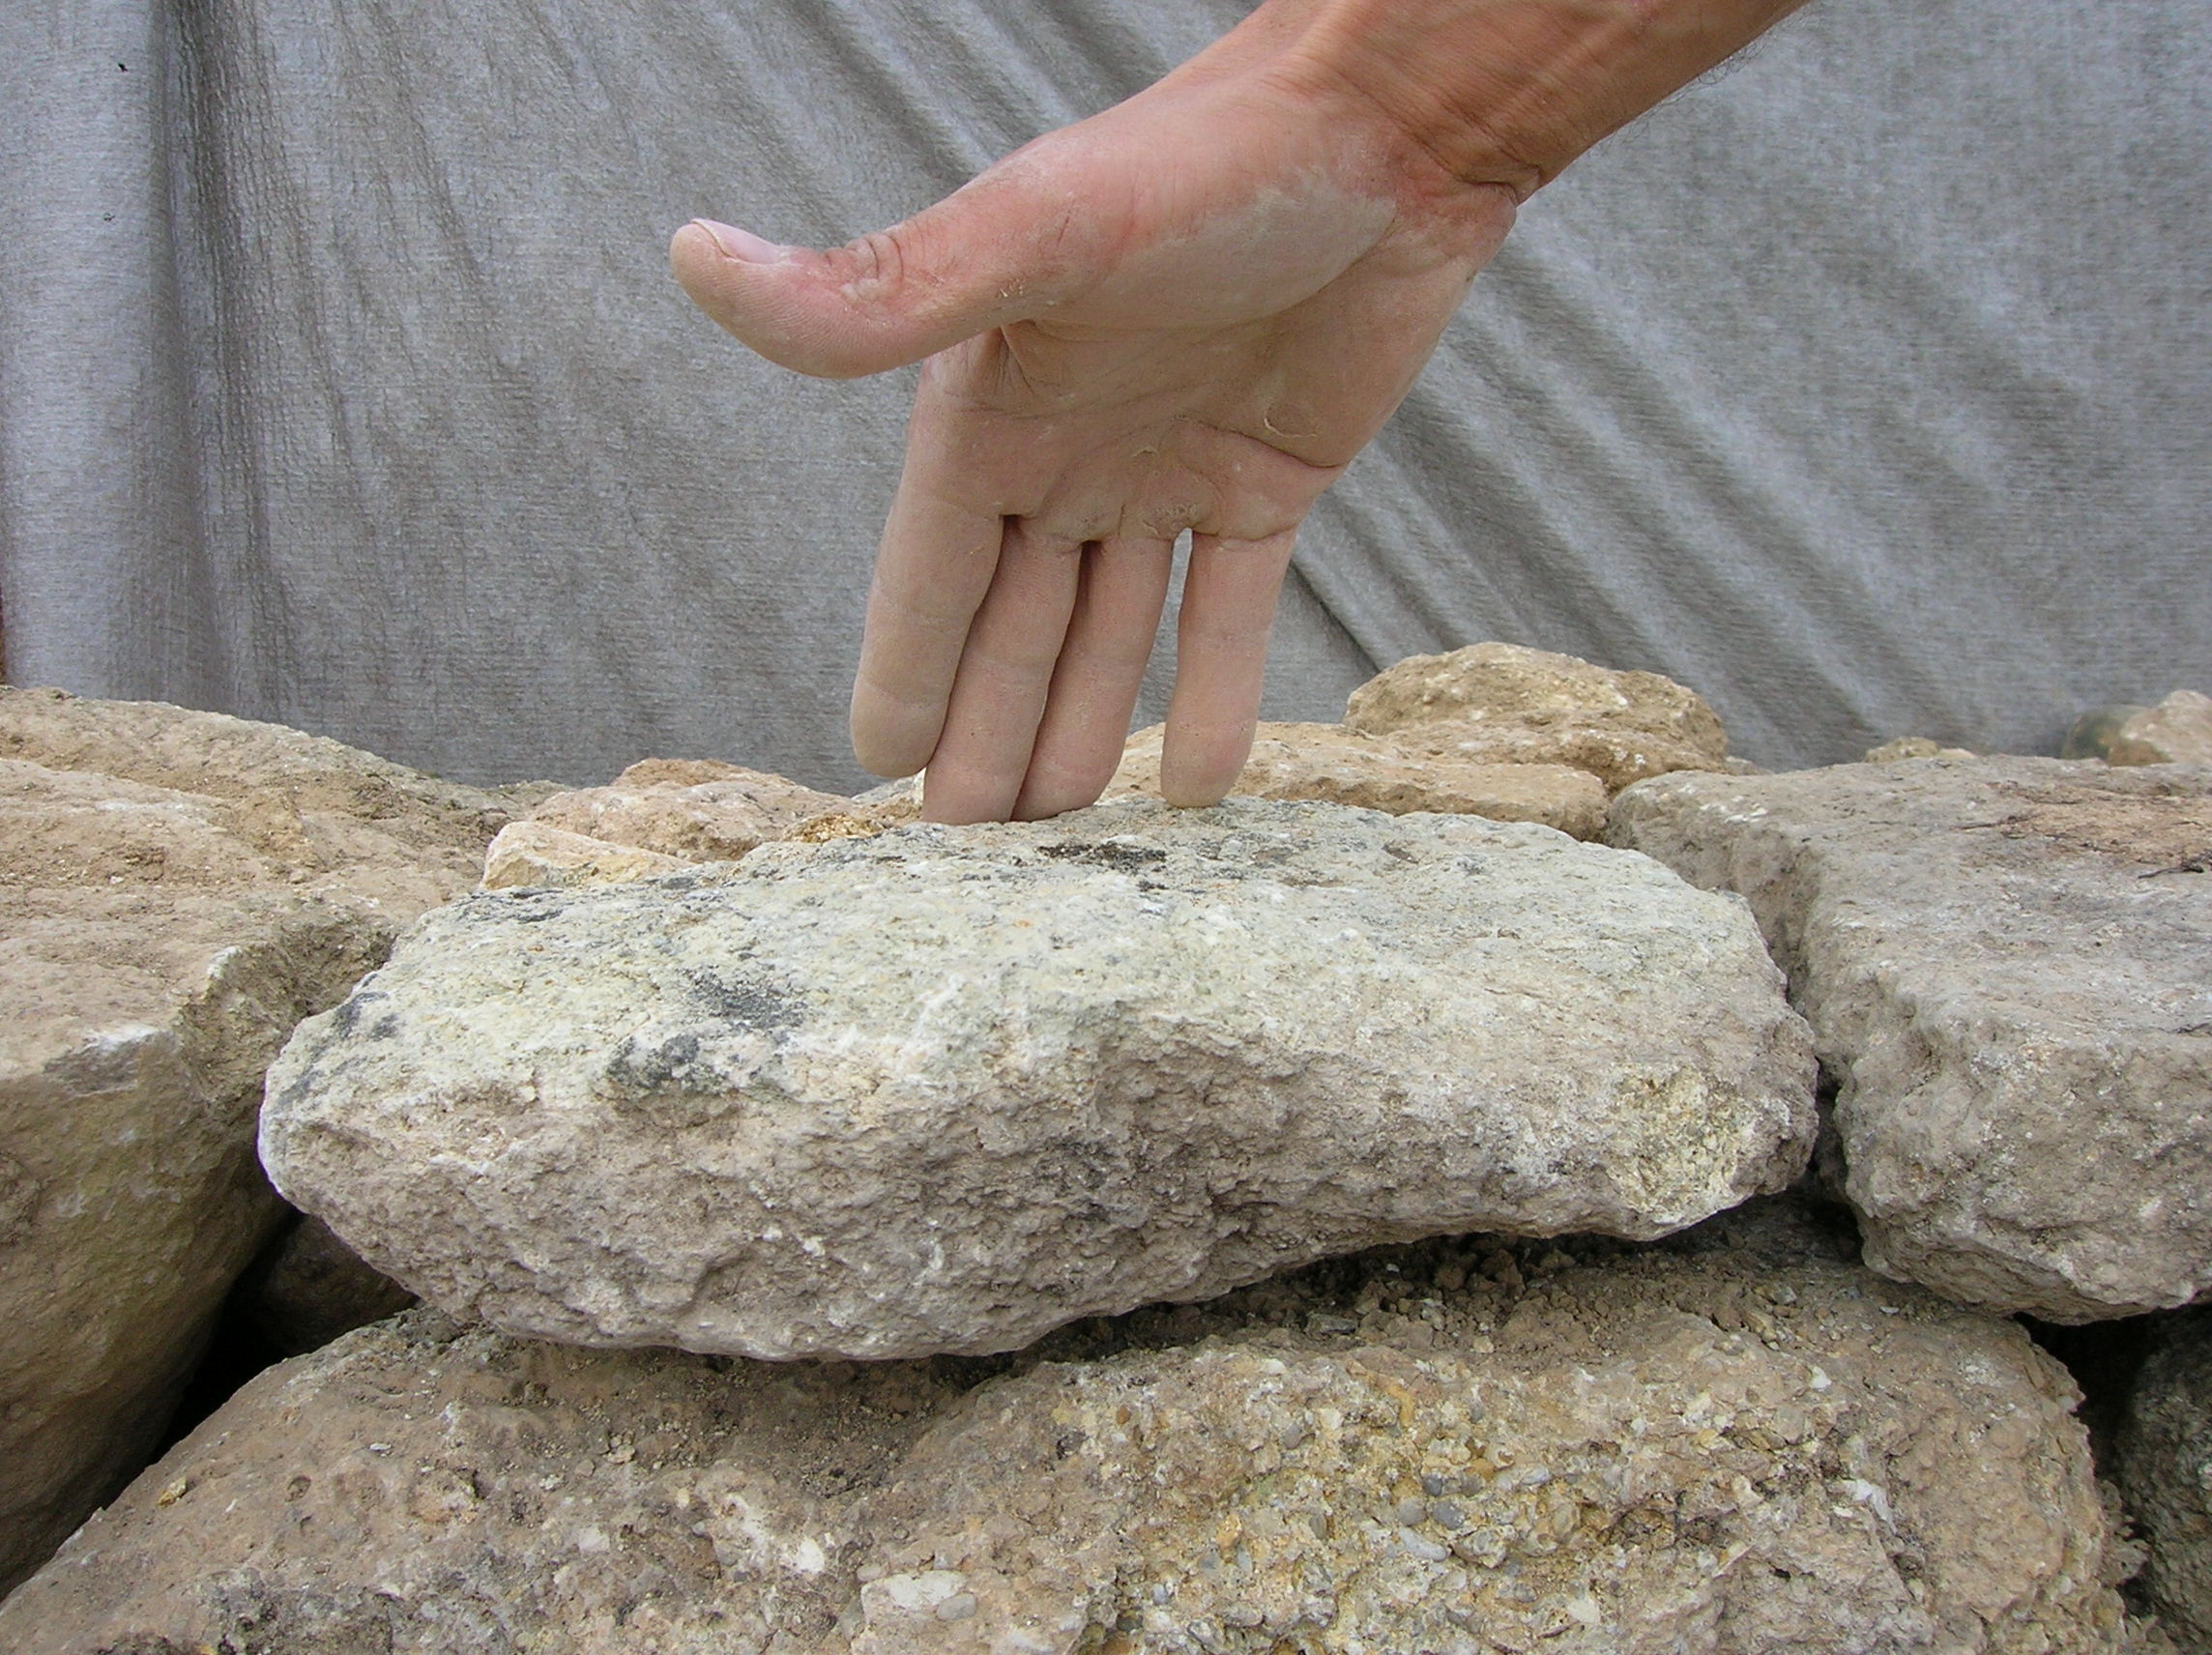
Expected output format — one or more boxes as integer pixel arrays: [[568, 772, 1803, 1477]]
[[785, 795, 923, 842], [2112, 1308, 2212, 1652], [263, 798, 1815, 1361], [1105, 722, 1609, 838], [1609, 758, 2212, 1321], [2110, 692, 2212, 769], [0, 685, 517, 855], [0, 1202, 2140, 1654], [483, 760, 865, 885], [481, 818, 694, 889], [1342, 644, 1731, 792], [1864, 737, 1977, 763], [0, 690, 502, 1593], [232, 1213, 420, 1358], [520, 758, 850, 862]]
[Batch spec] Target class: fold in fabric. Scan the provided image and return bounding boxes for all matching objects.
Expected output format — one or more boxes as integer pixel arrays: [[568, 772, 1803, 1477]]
[[3, 0, 2205, 788]]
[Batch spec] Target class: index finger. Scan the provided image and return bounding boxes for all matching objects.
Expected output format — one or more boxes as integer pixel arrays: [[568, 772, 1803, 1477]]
[[849, 436, 1009, 779]]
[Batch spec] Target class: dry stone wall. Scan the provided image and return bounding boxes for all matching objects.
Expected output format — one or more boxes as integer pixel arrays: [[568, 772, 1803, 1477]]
[[5, 664, 2203, 1650]]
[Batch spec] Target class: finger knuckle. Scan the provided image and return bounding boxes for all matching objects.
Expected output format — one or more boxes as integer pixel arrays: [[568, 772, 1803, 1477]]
[[834, 227, 908, 297]]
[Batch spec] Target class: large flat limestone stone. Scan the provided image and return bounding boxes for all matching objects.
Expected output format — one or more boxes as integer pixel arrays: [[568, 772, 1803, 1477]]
[[1610, 758, 2212, 1321], [0, 1204, 2137, 1654], [262, 798, 1816, 1360], [0, 689, 505, 1593]]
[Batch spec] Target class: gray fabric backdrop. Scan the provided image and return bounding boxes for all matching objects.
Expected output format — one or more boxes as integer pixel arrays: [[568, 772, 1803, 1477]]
[[4, 0, 2206, 792]]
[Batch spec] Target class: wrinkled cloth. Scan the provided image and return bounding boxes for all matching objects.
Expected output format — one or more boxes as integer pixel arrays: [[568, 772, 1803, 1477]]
[[4, 0, 2206, 791]]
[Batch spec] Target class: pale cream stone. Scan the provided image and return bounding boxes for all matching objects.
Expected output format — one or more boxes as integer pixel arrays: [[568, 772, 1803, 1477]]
[[265, 797, 1816, 1362], [522, 758, 849, 863], [2109, 689, 2212, 767], [480, 819, 690, 889], [0, 688, 497, 1593], [1614, 757, 2212, 1321], [1345, 642, 1731, 791], [1107, 721, 1608, 837]]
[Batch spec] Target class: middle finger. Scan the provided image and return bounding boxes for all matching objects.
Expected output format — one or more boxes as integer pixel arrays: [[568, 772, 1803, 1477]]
[[1013, 536, 1178, 820], [920, 520, 1085, 824]]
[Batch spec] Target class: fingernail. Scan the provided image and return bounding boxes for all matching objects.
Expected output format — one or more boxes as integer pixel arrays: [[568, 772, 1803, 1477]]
[[691, 218, 788, 263]]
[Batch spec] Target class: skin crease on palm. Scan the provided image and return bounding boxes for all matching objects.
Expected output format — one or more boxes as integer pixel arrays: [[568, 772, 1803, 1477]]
[[670, 0, 1807, 824]]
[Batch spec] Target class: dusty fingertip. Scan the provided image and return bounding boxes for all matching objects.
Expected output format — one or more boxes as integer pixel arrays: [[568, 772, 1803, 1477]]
[[918, 771, 1017, 827], [1158, 722, 1254, 809], [849, 699, 941, 782], [1157, 748, 1237, 808], [852, 750, 925, 785], [1010, 785, 1100, 822], [1011, 758, 1118, 822], [1158, 776, 1233, 809], [850, 735, 931, 782]]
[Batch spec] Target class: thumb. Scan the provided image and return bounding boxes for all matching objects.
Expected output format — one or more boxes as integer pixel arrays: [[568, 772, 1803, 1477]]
[[671, 163, 1096, 380]]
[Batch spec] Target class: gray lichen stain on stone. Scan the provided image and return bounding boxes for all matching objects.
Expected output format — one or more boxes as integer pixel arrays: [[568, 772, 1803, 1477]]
[[1038, 840, 1168, 873], [329, 989, 400, 1042], [599, 1031, 753, 1131], [481, 886, 567, 922], [684, 969, 805, 1031]]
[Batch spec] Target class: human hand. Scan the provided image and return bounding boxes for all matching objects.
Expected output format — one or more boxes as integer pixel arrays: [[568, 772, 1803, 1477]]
[[671, 11, 1514, 821], [672, 0, 1808, 822]]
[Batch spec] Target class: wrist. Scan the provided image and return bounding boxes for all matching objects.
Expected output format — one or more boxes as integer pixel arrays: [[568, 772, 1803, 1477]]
[[1268, 0, 1811, 197]]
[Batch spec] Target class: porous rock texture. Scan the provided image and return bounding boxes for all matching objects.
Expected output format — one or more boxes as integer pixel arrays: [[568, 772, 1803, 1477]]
[[1342, 643, 1732, 792], [0, 688, 507, 1592], [481, 817, 695, 889], [1105, 721, 1609, 837], [2110, 691, 2212, 769], [1864, 737, 1977, 764], [485, 756, 848, 870], [263, 797, 1816, 1361], [782, 793, 924, 842], [2111, 1307, 2212, 1652], [481, 760, 877, 887], [1609, 757, 2212, 1322], [0, 1202, 2140, 1654]]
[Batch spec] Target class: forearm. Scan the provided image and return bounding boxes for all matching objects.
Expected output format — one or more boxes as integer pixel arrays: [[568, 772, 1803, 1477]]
[[1250, 0, 1814, 196]]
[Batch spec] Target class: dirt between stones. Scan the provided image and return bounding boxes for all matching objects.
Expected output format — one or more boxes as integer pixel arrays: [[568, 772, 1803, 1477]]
[[1983, 781, 2212, 874]]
